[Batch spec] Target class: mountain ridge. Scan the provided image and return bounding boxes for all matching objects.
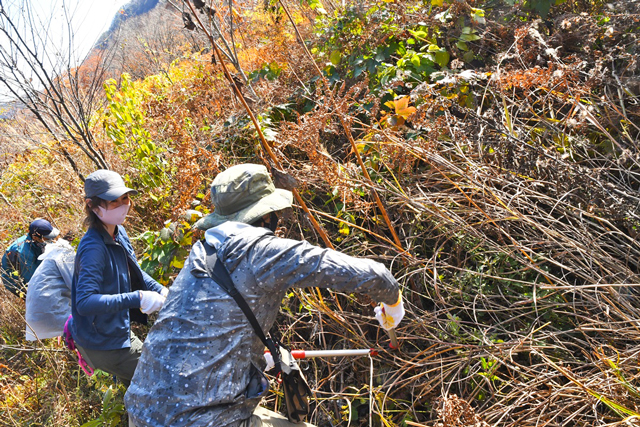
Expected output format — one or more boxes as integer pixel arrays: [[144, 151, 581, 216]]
[[94, 0, 161, 49]]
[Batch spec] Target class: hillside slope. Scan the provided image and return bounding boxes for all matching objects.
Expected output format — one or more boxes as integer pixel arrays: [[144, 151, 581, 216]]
[[1, 0, 640, 426]]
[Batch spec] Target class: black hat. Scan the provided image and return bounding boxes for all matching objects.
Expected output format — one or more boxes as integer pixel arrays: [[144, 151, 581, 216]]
[[29, 218, 60, 240]]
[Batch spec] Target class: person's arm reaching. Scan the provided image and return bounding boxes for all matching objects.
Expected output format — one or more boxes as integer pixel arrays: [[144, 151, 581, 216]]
[[1, 250, 20, 291], [74, 242, 141, 316], [139, 290, 166, 313], [249, 235, 401, 307], [118, 226, 166, 295]]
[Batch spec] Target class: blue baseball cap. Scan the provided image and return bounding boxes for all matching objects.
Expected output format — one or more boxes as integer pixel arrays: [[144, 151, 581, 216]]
[[29, 218, 60, 240], [84, 170, 138, 201]]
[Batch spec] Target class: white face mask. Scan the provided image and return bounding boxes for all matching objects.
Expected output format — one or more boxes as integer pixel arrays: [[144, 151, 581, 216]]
[[95, 203, 130, 225]]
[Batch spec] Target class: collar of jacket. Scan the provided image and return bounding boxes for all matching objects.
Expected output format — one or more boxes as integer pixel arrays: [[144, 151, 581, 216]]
[[205, 221, 255, 249], [93, 225, 122, 246], [191, 222, 272, 278]]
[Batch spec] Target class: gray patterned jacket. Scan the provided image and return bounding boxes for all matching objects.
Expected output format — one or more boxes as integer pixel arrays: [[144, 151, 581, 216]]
[[125, 222, 400, 427]]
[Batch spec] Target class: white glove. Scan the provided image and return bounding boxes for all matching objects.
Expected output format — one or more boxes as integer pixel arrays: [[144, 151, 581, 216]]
[[160, 287, 169, 298], [374, 292, 405, 331], [264, 351, 275, 371], [139, 290, 166, 314]]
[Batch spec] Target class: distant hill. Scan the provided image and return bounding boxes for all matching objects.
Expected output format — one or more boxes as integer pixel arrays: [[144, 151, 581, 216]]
[[0, 101, 17, 120], [94, 0, 161, 49]]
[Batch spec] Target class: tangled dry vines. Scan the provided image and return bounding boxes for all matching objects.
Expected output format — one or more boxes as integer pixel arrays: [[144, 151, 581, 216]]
[[2, 1, 639, 426], [260, 4, 640, 426]]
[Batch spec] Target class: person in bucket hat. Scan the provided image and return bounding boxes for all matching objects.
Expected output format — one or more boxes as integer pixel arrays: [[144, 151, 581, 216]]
[[126, 164, 405, 427], [2, 218, 60, 297], [193, 163, 293, 230], [67, 170, 168, 392]]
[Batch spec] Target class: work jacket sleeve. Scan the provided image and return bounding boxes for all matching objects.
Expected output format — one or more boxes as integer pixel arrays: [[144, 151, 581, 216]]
[[1, 250, 19, 288], [74, 240, 141, 316], [1, 236, 31, 294], [141, 269, 165, 294], [242, 234, 400, 306]]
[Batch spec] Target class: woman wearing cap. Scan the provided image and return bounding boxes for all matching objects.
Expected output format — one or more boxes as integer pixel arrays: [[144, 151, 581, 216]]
[[69, 170, 168, 387], [125, 164, 405, 427], [1, 218, 60, 297]]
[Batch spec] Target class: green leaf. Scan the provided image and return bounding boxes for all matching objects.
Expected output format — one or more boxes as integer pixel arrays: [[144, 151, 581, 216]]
[[435, 51, 450, 68], [103, 387, 113, 405], [463, 50, 475, 62], [158, 249, 172, 265], [159, 228, 172, 242], [323, 64, 337, 77], [329, 50, 342, 66], [460, 33, 481, 42], [408, 29, 427, 41], [471, 7, 486, 25], [527, 0, 554, 18]]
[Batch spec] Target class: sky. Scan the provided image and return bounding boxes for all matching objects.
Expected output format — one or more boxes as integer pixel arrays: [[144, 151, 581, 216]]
[[4, 0, 130, 64], [0, 0, 130, 101], [36, 0, 130, 60]]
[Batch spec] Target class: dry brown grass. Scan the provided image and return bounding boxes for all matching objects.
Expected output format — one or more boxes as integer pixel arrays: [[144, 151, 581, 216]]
[[252, 3, 640, 426], [2, 1, 640, 426]]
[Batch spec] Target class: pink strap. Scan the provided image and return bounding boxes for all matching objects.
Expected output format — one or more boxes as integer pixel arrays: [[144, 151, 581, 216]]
[[63, 315, 94, 376]]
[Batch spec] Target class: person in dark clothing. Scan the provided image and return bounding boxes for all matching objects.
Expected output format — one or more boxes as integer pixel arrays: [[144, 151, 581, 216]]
[[68, 170, 167, 387], [2, 218, 59, 297]]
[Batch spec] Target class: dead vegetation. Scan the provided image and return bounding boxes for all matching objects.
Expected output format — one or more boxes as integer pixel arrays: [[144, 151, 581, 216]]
[[2, 0, 640, 426]]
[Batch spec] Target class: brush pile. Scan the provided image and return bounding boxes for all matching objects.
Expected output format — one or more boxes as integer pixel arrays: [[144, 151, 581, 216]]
[[2, 0, 640, 425], [259, 1, 640, 425]]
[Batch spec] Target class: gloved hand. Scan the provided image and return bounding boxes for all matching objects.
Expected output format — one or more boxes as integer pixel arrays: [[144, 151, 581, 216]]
[[374, 291, 405, 331], [139, 290, 166, 314], [160, 287, 169, 298], [264, 351, 275, 371]]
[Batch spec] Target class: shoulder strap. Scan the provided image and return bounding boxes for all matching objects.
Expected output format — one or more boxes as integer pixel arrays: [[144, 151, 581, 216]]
[[203, 242, 280, 360]]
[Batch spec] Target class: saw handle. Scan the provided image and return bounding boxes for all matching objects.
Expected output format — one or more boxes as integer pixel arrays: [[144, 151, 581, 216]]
[[387, 328, 399, 349], [266, 349, 377, 359], [381, 305, 400, 349]]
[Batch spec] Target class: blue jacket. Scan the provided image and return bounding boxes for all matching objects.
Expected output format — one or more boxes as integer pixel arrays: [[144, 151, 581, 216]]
[[2, 234, 43, 296], [70, 225, 164, 351]]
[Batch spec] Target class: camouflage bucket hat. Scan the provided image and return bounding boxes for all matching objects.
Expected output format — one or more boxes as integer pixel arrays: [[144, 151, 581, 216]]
[[194, 164, 293, 230]]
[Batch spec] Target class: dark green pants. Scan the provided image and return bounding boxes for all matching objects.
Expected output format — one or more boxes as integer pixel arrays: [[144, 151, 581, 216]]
[[76, 333, 143, 387]]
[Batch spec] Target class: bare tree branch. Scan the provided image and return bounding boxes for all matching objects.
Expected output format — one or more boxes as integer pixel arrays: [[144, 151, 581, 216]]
[[0, 0, 122, 178]]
